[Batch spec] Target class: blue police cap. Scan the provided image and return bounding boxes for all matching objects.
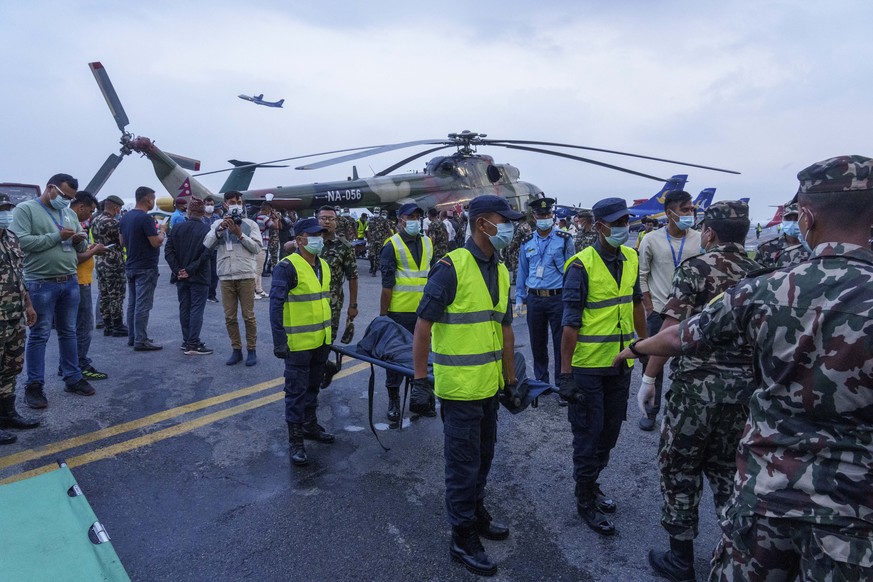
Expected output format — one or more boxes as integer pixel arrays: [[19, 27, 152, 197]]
[[468, 195, 523, 220], [593, 197, 631, 223], [294, 217, 328, 235], [527, 197, 556, 214], [397, 202, 423, 217]]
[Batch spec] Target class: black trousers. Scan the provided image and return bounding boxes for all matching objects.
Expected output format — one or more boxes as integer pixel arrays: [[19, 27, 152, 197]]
[[526, 292, 563, 383], [568, 370, 631, 485], [440, 394, 499, 528], [645, 311, 665, 416], [283, 344, 329, 424]]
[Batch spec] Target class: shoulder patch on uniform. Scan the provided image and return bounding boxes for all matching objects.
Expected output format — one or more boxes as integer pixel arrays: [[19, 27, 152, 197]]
[[569, 258, 585, 269], [707, 291, 725, 306], [521, 233, 534, 244], [555, 230, 571, 239]]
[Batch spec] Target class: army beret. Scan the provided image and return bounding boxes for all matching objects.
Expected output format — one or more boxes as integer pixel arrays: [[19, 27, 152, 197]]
[[783, 202, 799, 216], [527, 197, 556, 214], [796, 155, 873, 195], [704, 200, 749, 222], [575, 209, 593, 219], [103, 195, 125, 207]]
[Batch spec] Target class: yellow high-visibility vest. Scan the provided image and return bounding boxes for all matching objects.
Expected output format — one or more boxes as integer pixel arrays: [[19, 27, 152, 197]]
[[283, 252, 332, 351], [432, 248, 509, 400], [566, 245, 637, 368], [386, 233, 433, 313]]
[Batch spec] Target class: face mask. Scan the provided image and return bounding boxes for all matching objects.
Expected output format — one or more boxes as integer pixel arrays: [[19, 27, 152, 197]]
[[484, 219, 514, 250], [404, 220, 421, 237], [51, 194, 71, 210], [228, 204, 243, 215], [535, 218, 553, 231], [304, 236, 324, 255], [205, 205, 214, 213], [782, 220, 800, 238], [602, 225, 629, 247], [674, 215, 695, 231], [797, 211, 814, 254], [0, 210, 13, 229]]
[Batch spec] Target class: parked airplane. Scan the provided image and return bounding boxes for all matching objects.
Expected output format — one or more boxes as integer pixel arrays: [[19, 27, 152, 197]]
[[238, 93, 284, 108], [628, 182, 717, 227]]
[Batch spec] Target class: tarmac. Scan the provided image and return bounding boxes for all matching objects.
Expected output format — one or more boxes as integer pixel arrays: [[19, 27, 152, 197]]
[[0, 256, 722, 581]]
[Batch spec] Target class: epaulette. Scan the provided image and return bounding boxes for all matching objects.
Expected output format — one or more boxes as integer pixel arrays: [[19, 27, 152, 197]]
[[521, 233, 534, 244], [555, 230, 571, 239]]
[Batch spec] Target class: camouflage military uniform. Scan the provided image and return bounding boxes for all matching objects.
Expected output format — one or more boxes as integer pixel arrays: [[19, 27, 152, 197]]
[[774, 242, 810, 267], [505, 220, 532, 278], [754, 235, 786, 268], [426, 218, 449, 263], [675, 157, 873, 581], [658, 208, 763, 542], [90, 212, 126, 324], [366, 216, 393, 275], [0, 229, 26, 398], [337, 214, 357, 242], [321, 235, 358, 340], [573, 228, 598, 253], [268, 227, 280, 272]]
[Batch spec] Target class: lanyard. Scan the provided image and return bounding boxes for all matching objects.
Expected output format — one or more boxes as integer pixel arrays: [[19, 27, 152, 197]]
[[665, 229, 686, 269], [535, 231, 552, 259], [37, 200, 65, 231]]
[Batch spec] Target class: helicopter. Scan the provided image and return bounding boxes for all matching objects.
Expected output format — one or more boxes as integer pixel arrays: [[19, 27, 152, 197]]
[[84, 61, 741, 214]]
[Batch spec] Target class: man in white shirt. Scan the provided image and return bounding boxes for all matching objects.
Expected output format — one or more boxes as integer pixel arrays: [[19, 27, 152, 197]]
[[636, 191, 700, 430]]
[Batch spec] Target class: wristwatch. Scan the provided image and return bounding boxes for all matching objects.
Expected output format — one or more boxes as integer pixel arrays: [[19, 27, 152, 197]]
[[628, 339, 645, 357]]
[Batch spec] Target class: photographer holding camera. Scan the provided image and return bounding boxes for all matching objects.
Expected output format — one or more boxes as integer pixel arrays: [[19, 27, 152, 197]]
[[203, 191, 263, 367]]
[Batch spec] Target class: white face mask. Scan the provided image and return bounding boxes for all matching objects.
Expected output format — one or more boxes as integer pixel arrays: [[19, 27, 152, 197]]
[[205, 205, 214, 213]]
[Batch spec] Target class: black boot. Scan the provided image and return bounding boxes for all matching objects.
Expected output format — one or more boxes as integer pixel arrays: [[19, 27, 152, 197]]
[[112, 317, 129, 337], [103, 318, 114, 336], [450, 525, 497, 577], [287, 423, 309, 466], [475, 501, 509, 540], [0, 428, 16, 445], [301, 409, 335, 443], [0, 394, 40, 429], [575, 482, 615, 536], [24, 383, 47, 410], [594, 482, 617, 513], [649, 537, 696, 582], [387, 387, 401, 423]]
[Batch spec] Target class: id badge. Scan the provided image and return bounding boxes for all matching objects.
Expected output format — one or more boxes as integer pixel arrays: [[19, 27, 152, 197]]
[[535, 265, 544, 278], [61, 239, 74, 252]]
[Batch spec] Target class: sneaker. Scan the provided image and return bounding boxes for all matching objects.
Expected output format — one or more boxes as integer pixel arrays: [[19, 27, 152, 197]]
[[65, 379, 96, 396], [180, 343, 187, 351], [134, 341, 163, 352], [185, 343, 214, 355], [206, 297, 219, 303], [638, 415, 656, 431], [25, 383, 48, 409], [81, 366, 109, 380]]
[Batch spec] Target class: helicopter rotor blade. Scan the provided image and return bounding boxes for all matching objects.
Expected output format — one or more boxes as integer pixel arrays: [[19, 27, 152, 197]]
[[485, 139, 740, 175], [83, 153, 125, 195], [193, 145, 402, 177], [88, 62, 130, 133], [495, 144, 668, 182], [295, 139, 446, 170], [375, 145, 453, 176]]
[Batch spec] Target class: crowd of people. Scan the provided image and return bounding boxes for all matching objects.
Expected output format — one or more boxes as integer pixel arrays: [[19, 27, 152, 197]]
[[0, 154, 871, 580]]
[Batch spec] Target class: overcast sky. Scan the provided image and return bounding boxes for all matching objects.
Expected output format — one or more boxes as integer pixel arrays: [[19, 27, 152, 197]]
[[2, 1, 870, 221]]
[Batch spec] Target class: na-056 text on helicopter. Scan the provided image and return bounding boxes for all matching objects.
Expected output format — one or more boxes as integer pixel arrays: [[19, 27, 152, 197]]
[[83, 61, 740, 212]]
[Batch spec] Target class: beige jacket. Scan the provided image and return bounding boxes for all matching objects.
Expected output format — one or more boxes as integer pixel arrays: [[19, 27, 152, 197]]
[[203, 218, 262, 280]]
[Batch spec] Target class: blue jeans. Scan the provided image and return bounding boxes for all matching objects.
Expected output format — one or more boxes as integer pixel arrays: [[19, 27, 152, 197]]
[[26, 277, 81, 386], [126, 269, 159, 346], [440, 394, 499, 528], [77, 284, 93, 368], [177, 281, 208, 345]]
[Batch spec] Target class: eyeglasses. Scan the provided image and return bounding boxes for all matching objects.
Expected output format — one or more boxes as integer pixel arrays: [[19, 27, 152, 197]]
[[52, 184, 75, 200], [318, 216, 337, 222]]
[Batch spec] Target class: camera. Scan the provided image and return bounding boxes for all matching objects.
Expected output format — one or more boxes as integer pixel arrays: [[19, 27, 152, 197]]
[[230, 208, 243, 225]]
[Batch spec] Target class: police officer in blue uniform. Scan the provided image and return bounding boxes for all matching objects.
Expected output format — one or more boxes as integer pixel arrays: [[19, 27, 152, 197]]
[[515, 197, 575, 385]]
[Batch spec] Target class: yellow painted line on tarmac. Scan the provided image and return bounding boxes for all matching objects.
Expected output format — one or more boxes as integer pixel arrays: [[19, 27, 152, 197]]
[[0, 361, 369, 473]]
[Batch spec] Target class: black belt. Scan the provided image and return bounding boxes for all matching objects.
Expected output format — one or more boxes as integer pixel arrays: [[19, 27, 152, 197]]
[[528, 288, 562, 297], [34, 275, 74, 283]]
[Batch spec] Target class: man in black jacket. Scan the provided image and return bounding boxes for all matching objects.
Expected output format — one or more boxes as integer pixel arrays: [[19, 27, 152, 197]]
[[165, 197, 213, 355]]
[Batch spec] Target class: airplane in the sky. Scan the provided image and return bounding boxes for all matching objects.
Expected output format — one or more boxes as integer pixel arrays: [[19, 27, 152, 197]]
[[238, 93, 284, 108]]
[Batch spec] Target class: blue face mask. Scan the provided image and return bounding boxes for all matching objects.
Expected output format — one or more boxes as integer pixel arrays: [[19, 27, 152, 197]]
[[404, 220, 421, 237], [304, 236, 324, 256], [484, 219, 514, 250], [674, 215, 695, 231], [0, 210, 13, 229], [535, 218, 553, 231], [604, 225, 629, 248], [782, 221, 800, 238], [51, 194, 71, 210]]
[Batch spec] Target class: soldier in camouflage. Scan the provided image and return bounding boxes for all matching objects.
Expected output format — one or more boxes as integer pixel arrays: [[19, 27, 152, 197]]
[[0, 193, 40, 444], [336, 208, 358, 242], [426, 208, 449, 264], [755, 202, 808, 268], [573, 210, 598, 252], [505, 215, 532, 282], [636, 200, 762, 581], [90, 195, 128, 337], [316, 206, 359, 343], [617, 155, 873, 581], [366, 208, 393, 276]]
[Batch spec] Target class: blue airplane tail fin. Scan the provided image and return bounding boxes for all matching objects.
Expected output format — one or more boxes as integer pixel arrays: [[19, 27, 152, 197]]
[[628, 174, 688, 215], [694, 188, 716, 210], [276, 99, 284, 107]]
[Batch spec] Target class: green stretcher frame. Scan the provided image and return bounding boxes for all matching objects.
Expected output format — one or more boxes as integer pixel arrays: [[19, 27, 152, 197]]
[[0, 462, 129, 581]]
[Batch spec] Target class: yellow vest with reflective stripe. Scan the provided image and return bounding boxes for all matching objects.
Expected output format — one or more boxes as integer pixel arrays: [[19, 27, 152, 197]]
[[357, 220, 365, 239], [432, 248, 508, 400], [386, 233, 433, 313], [283, 253, 332, 351], [567, 245, 637, 368]]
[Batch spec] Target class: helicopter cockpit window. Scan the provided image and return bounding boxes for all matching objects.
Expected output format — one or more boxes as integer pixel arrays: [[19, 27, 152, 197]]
[[486, 165, 501, 184]]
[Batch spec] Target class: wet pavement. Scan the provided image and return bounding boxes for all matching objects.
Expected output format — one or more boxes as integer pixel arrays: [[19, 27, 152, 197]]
[[0, 258, 721, 581]]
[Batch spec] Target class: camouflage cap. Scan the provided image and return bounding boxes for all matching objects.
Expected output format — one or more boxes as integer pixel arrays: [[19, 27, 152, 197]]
[[703, 200, 749, 222], [783, 202, 799, 216], [575, 209, 593, 219], [796, 155, 873, 195], [103, 195, 124, 207]]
